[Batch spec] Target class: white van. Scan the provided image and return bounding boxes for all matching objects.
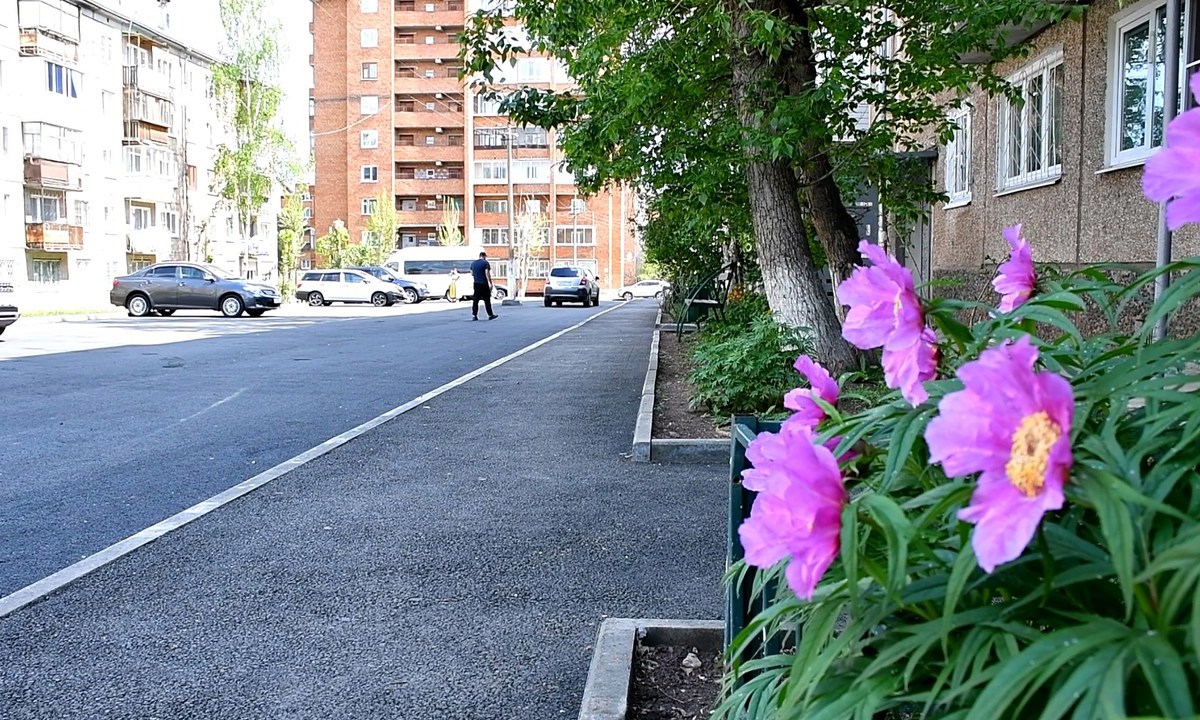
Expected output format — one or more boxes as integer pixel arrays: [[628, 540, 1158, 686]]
[[384, 246, 508, 300]]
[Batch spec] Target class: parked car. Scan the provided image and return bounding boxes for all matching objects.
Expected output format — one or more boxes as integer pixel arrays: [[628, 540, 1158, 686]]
[[619, 279, 670, 301], [0, 282, 19, 336], [110, 262, 281, 318], [352, 265, 430, 304], [295, 269, 404, 307], [543, 266, 601, 307]]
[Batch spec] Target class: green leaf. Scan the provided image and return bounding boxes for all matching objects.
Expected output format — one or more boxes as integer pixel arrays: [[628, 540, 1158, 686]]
[[1132, 633, 1194, 718], [1077, 470, 1137, 615], [860, 493, 912, 596]]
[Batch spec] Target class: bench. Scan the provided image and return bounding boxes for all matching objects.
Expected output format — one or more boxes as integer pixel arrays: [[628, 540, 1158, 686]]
[[671, 263, 736, 339]]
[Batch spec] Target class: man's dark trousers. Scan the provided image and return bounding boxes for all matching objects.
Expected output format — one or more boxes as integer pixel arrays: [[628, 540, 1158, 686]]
[[472, 283, 494, 318]]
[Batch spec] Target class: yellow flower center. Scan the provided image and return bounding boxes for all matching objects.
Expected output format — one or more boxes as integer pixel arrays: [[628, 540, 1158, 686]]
[[1005, 411, 1061, 497]]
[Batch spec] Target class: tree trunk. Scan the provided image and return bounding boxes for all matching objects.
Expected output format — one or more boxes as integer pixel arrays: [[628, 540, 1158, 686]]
[[729, 0, 857, 373]]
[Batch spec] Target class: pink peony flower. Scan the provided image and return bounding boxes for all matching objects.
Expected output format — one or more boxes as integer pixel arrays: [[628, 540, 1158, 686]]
[[993, 224, 1036, 312], [840, 241, 938, 405], [738, 424, 846, 600], [1144, 74, 1200, 229], [924, 336, 1074, 573], [783, 355, 839, 430]]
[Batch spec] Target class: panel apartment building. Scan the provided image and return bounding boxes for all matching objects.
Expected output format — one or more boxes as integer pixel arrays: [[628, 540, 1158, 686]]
[[309, 0, 639, 292], [0, 0, 279, 313]]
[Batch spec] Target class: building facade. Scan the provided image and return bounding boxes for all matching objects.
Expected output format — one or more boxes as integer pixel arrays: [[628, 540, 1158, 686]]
[[0, 0, 280, 313], [309, 0, 639, 294], [929, 0, 1199, 283]]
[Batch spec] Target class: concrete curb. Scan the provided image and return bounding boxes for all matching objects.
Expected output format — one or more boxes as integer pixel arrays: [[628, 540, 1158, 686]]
[[631, 310, 660, 462], [20, 312, 125, 325], [578, 618, 724, 720], [633, 310, 729, 464]]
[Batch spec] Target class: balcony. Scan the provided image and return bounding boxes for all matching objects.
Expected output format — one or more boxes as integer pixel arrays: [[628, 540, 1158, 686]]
[[124, 121, 173, 146], [396, 209, 450, 224], [18, 28, 78, 62], [22, 122, 81, 164], [125, 90, 175, 129], [126, 227, 170, 255], [25, 222, 83, 252], [395, 10, 465, 26], [392, 41, 460, 61], [394, 111, 464, 128], [393, 76, 462, 94], [123, 65, 173, 100], [394, 178, 465, 196], [24, 157, 80, 191], [17, 0, 82, 42], [394, 144, 464, 162]]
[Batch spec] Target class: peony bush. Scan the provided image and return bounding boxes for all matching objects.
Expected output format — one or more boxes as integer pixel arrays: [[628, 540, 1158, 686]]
[[716, 87, 1200, 719]]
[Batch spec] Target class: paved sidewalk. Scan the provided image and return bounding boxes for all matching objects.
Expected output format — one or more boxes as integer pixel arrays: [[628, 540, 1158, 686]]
[[0, 303, 726, 719]]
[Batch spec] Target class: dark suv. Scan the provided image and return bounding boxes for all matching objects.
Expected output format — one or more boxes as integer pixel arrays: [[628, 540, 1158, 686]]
[[352, 265, 429, 303], [544, 266, 600, 307]]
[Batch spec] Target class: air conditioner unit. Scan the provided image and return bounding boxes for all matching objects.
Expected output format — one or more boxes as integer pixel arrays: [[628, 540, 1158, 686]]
[[435, 92, 443, 99], [435, 194, 443, 199], [435, 160, 443, 166], [434, 58, 443, 64], [435, 127, 444, 133], [435, 25, 444, 31]]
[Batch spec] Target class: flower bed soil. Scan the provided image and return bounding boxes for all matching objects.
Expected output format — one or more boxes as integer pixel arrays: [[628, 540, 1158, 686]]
[[652, 332, 727, 440], [628, 640, 722, 720]]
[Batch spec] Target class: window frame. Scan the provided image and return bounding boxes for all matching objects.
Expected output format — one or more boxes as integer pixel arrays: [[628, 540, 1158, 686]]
[[996, 48, 1065, 194], [944, 107, 973, 208], [361, 164, 379, 182], [361, 62, 378, 80], [360, 129, 379, 148], [360, 28, 379, 48]]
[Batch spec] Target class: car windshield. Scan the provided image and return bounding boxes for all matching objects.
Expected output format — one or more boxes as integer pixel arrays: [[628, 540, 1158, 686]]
[[550, 268, 580, 277]]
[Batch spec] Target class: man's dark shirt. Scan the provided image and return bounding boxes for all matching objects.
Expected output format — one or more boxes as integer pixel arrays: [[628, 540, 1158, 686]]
[[470, 258, 491, 285]]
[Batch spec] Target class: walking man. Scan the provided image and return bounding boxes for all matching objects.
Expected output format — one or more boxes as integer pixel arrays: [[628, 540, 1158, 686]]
[[470, 251, 498, 321]]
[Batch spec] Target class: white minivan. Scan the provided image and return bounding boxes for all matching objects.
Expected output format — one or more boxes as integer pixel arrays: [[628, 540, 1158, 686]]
[[384, 246, 508, 301]]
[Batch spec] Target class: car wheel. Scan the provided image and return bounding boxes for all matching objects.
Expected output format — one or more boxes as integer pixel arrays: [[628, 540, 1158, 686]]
[[654, 291, 663, 299], [156, 308, 176, 317], [220, 294, 245, 318], [307, 292, 325, 307], [593, 294, 600, 307], [247, 309, 266, 317], [543, 297, 552, 307], [621, 292, 633, 301], [401, 288, 418, 304], [126, 293, 152, 317], [493, 287, 506, 300], [371, 291, 389, 307]]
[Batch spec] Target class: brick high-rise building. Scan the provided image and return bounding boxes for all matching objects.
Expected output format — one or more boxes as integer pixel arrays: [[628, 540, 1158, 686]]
[[309, 0, 638, 295]]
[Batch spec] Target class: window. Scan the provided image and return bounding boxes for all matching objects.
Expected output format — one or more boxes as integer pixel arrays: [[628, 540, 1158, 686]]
[[481, 228, 510, 244], [73, 199, 88, 226], [362, 197, 378, 215], [474, 160, 507, 181], [45, 61, 80, 98], [302, 207, 313, 219], [360, 28, 378, 47], [32, 258, 64, 284], [425, 36, 435, 45], [360, 0, 378, 11], [944, 108, 972, 207], [568, 198, 587, 215], [360, 129, 379, 148], [128, 204, 154, 230], [180, 266, 206, 280], [998, 51, 1064, 192], [425, 198, 438, 209], [525, 199, 541, 214], [473, 94, 504, 115], [475, 128, 508, 147], [1107, 1, 1192, 166], [424, 101, 436, 111], [482, 199, 508, 213], [161, 209, 179, 235], [361, 62, 378, 80], [516, 126, 547, 147], [362, 165, 379, 182], [1, 126, 7, 154], [300, 259, 312, 270], [514, 159, 550, 183], [24, 190, 65, 223], [400, 198, 418, 210], [360, 95, 379, 114], [516, 58, 549, 82], [424, 69, 436, 78], [556, 227, 595, 245]]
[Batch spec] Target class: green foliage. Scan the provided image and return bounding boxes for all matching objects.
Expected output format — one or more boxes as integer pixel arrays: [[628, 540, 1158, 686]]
[[361, 191, 396, 264], [437, 205, 464, 246], [315, 221, 350, 268], [715, 259, 1200, 719], [277, 190, 305, 297], [688, 294, 814, 419]]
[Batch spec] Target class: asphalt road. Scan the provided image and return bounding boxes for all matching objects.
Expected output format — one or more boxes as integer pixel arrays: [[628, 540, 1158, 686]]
[[0, 299, 727, 719], [0, 299, 613, 596]]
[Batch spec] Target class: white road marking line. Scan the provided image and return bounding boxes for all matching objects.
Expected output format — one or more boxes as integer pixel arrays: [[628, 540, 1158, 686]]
[[177, 388, 247, 424], [0, 303, 626, 618]]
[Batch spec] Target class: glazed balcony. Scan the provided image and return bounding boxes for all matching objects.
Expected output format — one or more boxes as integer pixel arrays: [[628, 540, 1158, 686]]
[[126, 226, 170, 255], [123, 65, 173, 100], [25, 222, 83, 251], [18, 28, 78, 62]]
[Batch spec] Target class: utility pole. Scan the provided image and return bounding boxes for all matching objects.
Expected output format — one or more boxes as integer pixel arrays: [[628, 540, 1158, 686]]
[[503, 124, 519, 305]]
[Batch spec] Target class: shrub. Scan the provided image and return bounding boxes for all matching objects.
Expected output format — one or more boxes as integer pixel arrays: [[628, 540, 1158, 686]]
[[716, 235, 1200, 719], [687, 294, 813, 419]]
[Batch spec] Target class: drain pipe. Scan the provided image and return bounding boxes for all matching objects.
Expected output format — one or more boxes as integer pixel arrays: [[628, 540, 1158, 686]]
[[1154, 0, 1181, 341]]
